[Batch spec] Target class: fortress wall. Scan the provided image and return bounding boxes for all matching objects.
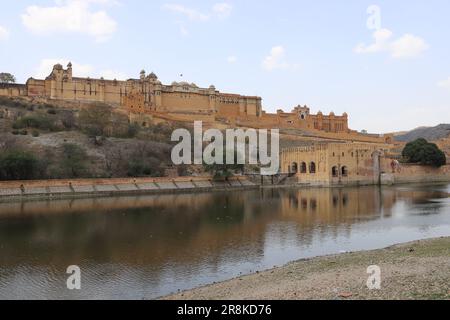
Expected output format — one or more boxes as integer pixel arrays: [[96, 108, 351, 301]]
[[164, 112, 215, 122], [246, 103, 258, 117], [161, 92, 211, 112], [48, 77, 141, 105], [239, 113, 390, 144], [307, 130, 392, 144], [217, 102, 240, 118], [254, 113, 350, 133], [26, 79, 46, 97], [149, 111, 215, 123], [60, 79, 106, 102], [0, 84, 27, 97], [308, 115, 349, 132], [382, 164, 450, 184], [103, 83, 125, 104]]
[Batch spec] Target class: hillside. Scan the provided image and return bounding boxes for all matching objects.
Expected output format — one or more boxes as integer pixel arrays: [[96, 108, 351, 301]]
[[0, 96, 290, 180], [394, 124, 450, 142], [0, 97, 185, 180]]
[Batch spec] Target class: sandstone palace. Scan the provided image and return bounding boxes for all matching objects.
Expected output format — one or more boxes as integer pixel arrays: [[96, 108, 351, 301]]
[[0, 62, 392, 144]]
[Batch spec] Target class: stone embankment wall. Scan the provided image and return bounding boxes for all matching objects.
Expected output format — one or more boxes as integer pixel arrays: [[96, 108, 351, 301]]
[[1, 165, 449, 201], [0, 176, 258, 200], [381, 164, 450, 185]]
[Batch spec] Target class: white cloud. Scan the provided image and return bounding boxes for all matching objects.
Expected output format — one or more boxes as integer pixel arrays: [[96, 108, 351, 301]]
[[213, 3, 233, 19], [21, 0, 118, 42], [437, 77, 450, 90], [0, 25, 9, 41], [355, 28, 428, 59], [175, 22, 190, 36], [227, 55, 237, 63], [180, 24, 189, 36], [163, 2, 233, 34], [390, 34, 429, 58], [355, 29, 392, 54], [34, 58, 128, 80], [262, 46, 299, 71], [163, 4, 209, 22]]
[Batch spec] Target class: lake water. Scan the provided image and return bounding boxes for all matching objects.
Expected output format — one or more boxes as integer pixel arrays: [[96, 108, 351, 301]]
[[0, 183, 449, 299]]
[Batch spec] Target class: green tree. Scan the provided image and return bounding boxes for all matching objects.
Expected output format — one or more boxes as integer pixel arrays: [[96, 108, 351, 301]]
[[0, 73, 16, 84], [402, 138, 447, 167], [78, 103, 113, 137], [61, 143, 88, 178], [203, 148, 245, 180], [127, 157, 164, 177], [0, 151, 39, 180], [13, 114, 56, 131]]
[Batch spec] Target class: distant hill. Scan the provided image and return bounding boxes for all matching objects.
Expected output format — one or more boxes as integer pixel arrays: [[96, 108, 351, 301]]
[[394, 124, 450, 142]]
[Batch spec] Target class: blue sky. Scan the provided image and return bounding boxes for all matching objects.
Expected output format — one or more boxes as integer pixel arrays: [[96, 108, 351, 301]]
[[0, 0, 449, 132]]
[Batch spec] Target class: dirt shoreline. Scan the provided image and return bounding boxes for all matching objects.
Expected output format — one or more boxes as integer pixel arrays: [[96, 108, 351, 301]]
[[164, 237, 450, 300]]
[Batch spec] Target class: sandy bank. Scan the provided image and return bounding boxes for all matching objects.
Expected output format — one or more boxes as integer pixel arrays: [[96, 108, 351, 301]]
[[164, 237, 450, 300]]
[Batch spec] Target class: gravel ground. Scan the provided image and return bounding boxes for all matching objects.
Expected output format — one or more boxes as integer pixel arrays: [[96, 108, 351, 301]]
[[164, 237, 450, 300]]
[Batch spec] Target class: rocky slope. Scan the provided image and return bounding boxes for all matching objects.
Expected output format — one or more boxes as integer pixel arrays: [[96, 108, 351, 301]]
[[395, 124, 450, 142]]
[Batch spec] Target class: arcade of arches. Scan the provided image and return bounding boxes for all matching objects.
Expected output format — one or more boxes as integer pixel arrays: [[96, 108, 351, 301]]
[[281, 142, 391, 185]]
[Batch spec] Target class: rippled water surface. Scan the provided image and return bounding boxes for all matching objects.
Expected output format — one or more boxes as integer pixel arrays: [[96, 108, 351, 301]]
[[0, 183, 450, 299]]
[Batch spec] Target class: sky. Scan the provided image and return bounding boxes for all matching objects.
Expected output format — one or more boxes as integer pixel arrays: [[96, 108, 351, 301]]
[[0, 0, 449, 133]]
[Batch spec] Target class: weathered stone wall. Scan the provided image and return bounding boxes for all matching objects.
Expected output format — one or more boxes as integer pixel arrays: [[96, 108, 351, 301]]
[[0, 84, 27, 97], [256, 110, 349, 133], [281, 142, 392, 186], [0, 176, 258, 199], [381, 164, 450, 185]]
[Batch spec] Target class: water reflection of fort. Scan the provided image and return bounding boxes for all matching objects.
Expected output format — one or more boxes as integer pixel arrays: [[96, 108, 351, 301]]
[[280, 187, 396, 220], [0, 186, 447, 272]]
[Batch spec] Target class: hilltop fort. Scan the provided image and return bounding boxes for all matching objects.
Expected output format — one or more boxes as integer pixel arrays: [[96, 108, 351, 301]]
[[0, 63, 392, 144], [0, 63, 448, 188]]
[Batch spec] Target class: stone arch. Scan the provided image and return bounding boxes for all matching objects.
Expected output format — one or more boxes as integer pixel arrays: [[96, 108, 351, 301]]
[[300, 162, 307, 174], [309, 162, 316, 174], [332, 166, 339, 177], [342, 166, 349, 177], [291, 162, 298, 174]]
